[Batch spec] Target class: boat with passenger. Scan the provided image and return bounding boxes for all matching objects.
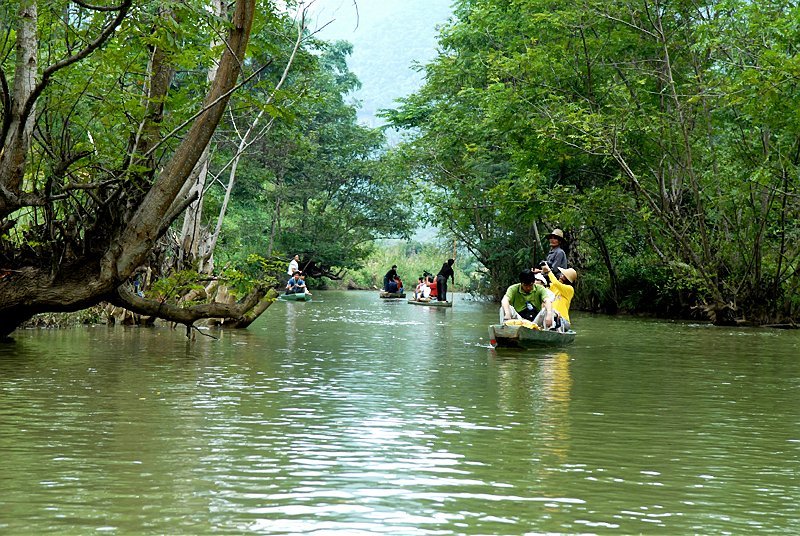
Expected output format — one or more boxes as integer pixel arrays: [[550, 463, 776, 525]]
[[279, 293, 312, 302], [488, 319, 575, 348]]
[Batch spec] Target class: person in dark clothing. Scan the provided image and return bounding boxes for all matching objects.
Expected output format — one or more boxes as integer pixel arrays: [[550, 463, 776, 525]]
[[540, 229, 568, 276], [435, 259, 455, 302], [385, 278, 399, 293], [383, 265, 398, 290]]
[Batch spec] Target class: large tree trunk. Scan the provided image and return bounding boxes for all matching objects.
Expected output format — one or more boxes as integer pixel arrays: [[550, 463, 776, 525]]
[[105, 0, 255, 280], [0, 2, 38, 204], [178, 0, 224, 274], [0, 0, 257, 339]]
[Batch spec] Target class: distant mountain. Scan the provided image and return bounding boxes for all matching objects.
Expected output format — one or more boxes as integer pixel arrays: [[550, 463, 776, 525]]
[[306, 0, 453, 127]]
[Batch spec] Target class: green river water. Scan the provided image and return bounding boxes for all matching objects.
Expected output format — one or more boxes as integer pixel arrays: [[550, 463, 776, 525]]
[[1, 290, 798, 534]]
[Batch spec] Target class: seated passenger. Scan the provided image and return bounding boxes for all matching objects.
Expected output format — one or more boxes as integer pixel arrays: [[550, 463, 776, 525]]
[[383, 265, 398, 290], [414, 277, 426, 300], [385, 278, 400, 293], [420, 284, 431, 299], [394, 275, 404, 292], [285, 272, 303, 294], [500, 270, 553, 323]]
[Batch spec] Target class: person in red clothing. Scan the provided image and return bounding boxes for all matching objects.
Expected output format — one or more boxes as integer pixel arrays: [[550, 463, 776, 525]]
[[427, 275, 438, 298]]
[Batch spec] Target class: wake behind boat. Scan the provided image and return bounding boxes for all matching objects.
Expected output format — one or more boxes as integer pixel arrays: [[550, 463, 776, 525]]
[[489, 319, 575, 348]]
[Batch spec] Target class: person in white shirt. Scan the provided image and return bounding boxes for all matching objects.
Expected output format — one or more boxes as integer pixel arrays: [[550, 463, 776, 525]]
[[414, 277, 430, 300], [287, 254, 299, 276]]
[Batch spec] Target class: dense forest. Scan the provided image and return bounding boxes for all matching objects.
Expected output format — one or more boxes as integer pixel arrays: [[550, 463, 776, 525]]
[[1, 0, 798, 338], [0, 0, 412, 338], [385, 0, 800, 326]]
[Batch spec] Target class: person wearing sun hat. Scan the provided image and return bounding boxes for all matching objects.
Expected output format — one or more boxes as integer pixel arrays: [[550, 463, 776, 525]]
[[541, 228, 568, 276], [536, 262, 577, 331]]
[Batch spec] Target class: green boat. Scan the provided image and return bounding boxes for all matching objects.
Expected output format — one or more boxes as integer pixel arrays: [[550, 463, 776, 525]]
[[279, 292, 312, 302], [488, 323, 575, 348], [407, 299, 452, 308], [379, 291, 406, 299]]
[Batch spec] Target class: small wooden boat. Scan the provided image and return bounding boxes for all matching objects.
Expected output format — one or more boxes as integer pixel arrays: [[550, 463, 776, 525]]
[[489, 323, 575, 348], [407, 298, 452, 308], [379, 291, 406, 299], [279, 292, 312, 302]]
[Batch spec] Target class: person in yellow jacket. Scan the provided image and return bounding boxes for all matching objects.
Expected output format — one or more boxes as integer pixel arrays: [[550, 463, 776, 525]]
[[535, 263, 577, 331]]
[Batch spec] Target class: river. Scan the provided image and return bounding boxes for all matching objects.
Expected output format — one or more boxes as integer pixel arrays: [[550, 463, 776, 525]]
[[1, 290, 798, 534]]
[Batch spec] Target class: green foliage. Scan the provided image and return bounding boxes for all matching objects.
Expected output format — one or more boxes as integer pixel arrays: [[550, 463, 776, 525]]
[[208, 31, 414, 277], [150, 270, 208, 305], [384, 0, 800, 322], [219, 254, 282, 298], [149, 254, 280, 305]]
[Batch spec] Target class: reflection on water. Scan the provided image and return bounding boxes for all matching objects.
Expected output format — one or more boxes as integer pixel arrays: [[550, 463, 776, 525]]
[[1, 292, 799, 534]]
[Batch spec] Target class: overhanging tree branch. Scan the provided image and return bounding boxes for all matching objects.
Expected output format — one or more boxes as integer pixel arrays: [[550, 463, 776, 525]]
[[111, 284, 277, 331]]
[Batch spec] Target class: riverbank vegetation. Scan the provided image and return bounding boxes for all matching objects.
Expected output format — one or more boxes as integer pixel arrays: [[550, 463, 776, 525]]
[[384, 0, 800, 326], [321, 241, 483, 294]]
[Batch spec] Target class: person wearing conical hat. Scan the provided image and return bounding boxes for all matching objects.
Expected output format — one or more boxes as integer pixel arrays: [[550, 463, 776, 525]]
[[535, 262, 578, 331], [542, 228, 568, 276]]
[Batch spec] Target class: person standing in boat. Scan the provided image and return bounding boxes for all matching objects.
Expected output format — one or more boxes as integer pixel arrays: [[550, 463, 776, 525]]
[[435, 259, 455, 302], [536, 229, 568, 277], [383, 265, 398, 290], [287, 254, 300, 276], [536, 263, 577, 331], [500, 270, 553, 323]]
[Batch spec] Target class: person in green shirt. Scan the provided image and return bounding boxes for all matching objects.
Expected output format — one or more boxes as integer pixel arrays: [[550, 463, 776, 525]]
[[500, 270, 553, 323]]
